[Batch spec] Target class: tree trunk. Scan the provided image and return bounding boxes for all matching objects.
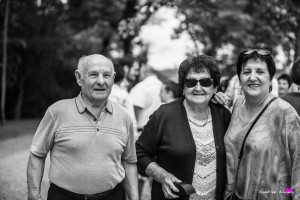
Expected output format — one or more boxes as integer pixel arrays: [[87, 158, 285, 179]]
[[123, 35, 134, 55], [14, 77, 25, 119], [1, 0, 10, 125]]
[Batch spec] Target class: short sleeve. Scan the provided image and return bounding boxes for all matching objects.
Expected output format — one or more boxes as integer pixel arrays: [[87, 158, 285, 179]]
[[122, 122, 137, 163], [30, 108, 56, 157]]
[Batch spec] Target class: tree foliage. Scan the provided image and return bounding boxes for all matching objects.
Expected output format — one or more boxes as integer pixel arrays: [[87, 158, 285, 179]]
[[0, 0, 299, 119], [173, 0, 299, 75]]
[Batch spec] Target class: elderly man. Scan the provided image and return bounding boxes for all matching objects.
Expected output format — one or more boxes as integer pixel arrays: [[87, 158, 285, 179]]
[[27, 54, 139, 200]]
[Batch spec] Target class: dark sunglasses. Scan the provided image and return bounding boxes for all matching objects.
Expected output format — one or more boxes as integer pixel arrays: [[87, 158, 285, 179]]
[[184, 78, 214, 88], [242, 49, 271, 55]]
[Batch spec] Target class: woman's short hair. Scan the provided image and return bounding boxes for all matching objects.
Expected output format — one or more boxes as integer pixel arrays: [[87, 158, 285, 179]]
[[278, 73, 292, 88], [178, 55, 221, 90], [236, 49, 276, 80], [290, 56, 300, 85]]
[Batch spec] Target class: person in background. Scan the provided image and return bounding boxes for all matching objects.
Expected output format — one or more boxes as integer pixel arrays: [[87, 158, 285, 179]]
[[160, 80, 182, 103], [136, 55, 231, 200], [129, 62, 163, 198], [129, 63, 162, 133], [281, 56, 300, 115], [109, 63, 138, 139], [119, 55, 140, 92], [27, 54, 139, 200], [224, 49, 300, 199], [277, 73, 292, 97]]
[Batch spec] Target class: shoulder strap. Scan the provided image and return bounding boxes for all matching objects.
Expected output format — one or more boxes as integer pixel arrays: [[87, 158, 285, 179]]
[[232, 97, 277, 191], [238, 97, 277, 160]]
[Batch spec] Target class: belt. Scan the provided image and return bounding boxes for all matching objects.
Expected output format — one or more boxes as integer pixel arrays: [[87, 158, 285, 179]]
[[50, 183, 114, 200]]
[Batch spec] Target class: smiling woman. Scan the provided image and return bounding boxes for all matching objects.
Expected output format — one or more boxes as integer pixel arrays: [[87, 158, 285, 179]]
[[224, 49, 300, 200], [136, 55, 231, 200]]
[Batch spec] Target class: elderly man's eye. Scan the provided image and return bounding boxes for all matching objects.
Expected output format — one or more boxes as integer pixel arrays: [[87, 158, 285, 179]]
[[89, 74, 98, 78]]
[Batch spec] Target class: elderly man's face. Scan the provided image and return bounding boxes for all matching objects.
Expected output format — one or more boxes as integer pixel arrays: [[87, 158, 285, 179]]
[[78, 56, 115, 105]]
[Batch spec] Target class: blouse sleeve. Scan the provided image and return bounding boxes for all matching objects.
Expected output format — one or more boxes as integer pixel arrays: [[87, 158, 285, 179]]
[[135, 112, 159, 174], [284, 107, 300, 199]]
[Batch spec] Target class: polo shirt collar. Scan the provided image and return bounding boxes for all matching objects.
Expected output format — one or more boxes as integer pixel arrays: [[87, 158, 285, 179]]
[[75, 92, 113, 114]]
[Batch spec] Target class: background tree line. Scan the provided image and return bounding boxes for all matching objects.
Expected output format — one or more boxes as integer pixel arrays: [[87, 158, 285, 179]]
[[0, 0, 299, 121]]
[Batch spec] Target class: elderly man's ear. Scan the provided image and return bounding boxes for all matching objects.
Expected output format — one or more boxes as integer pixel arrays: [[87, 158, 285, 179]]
[[75, 70, 83, 86]]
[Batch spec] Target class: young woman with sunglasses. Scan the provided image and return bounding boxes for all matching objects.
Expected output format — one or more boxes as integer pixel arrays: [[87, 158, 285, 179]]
[[136, 55, 231, 200], [224, 49, 300, 200]]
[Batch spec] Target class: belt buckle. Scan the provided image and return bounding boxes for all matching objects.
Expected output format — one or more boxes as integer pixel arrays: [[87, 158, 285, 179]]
[[84, 194, 98, 200]]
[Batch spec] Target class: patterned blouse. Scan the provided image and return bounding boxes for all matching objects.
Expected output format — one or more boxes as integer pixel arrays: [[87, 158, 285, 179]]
[[188, 109, 216, 200], [224, 96, 300, 200]]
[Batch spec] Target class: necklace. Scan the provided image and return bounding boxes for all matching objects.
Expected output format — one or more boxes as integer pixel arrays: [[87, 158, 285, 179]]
[[188, 108, 210, 128]]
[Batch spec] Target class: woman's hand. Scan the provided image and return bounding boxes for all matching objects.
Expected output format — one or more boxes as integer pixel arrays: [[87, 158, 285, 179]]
[[145, 162, 182, 199], [211, 92, 231, 106], [161, 174, 181, 199]]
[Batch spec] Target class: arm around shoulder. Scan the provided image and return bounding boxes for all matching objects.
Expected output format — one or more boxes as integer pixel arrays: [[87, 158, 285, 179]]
[[27, 152, 46, 200]]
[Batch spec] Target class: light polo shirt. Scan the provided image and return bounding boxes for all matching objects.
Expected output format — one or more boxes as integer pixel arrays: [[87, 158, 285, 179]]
[[30, 93, 137, 194]]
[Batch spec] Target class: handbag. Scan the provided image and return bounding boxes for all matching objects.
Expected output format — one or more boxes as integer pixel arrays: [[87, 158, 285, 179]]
[[173, 181, 196, 196], [225, 97, 277, 200]]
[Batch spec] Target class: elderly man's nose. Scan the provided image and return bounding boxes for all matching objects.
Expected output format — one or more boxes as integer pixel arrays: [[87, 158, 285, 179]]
[[96, 74, 105, 84]]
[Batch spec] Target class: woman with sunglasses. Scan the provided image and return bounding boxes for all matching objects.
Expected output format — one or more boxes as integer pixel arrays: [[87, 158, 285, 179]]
[[136, 55, 231, 200], [224, 49, 300, 200]]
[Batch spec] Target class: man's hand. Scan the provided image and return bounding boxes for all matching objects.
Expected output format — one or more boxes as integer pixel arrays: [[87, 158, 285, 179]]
[[122, 162, 139, 200], [27, 153, 46, 200], [211, 92, 231, 106]]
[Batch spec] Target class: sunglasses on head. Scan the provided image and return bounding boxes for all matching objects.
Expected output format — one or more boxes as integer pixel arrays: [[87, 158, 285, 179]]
[[184, 78, 214, 88], [242, 49, 271, 55]]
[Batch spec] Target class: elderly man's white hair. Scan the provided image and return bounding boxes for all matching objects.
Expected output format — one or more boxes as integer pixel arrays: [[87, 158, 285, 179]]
[[77, 54, 114, 75]]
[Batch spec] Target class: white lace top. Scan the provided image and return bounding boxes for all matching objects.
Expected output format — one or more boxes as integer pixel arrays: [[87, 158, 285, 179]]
[[188, 109, 216, 200]]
